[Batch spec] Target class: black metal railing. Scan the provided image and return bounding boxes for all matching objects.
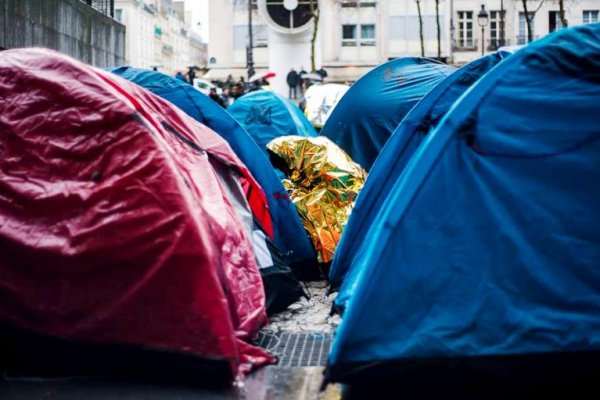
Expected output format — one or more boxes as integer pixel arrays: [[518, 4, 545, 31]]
[[81, 0, 115, 18], [516, 35, 539, 45], [487, 38, 511, 50], [340, 0, 377, 7], [455, 39, 478, 51]]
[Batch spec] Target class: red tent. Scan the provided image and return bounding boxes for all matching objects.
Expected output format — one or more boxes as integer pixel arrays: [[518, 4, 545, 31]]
[[0, 48, 275, 383]]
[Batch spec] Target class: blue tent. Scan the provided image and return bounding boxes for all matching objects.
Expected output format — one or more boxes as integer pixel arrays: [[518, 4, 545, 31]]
[[228, 90, 317, 153], [319, 58, 454, 170], [327, 23, 600, 384], [109, 67, 316, 271], [329, 50, 513, 299]]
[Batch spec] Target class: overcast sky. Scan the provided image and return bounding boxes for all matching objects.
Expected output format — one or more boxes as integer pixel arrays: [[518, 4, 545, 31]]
[[185, 0, 209, 41]]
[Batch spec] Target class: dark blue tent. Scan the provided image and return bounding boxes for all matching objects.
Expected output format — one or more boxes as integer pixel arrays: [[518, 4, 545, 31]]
[[329, 50, 514, 298], [319, 58, 454, 170], [327, 23, 600, 385], [228, 90, 317, 153], [108, 67, 317, 278]]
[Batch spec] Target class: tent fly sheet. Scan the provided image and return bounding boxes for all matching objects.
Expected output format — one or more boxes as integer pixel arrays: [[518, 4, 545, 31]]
[[320, 57, 455, 170], [327, 23, 600, 385], [109, 66, 312, 312], [228, 90, 317, 153], [330, 50, 513, 299], [0, 48, 275, 384]]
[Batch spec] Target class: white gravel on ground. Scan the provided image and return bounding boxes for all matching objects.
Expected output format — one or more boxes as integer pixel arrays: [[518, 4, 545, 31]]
[[263, 281, 342, 333]]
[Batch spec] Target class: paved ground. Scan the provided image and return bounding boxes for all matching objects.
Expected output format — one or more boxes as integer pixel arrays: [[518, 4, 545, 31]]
[[0, 282, 343, 399], [1, 367, 341, 400]]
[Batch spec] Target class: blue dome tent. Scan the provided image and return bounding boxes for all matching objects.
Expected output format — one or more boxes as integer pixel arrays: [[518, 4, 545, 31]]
[[329, 50, 514, 298], [109, 67, 317, 299], [228, 90, 317, 153], [327, 23, 600, 386], [319, 58, 454, 170]]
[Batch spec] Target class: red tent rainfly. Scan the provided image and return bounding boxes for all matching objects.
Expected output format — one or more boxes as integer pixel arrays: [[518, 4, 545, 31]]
[[0, 48, 275, 381]]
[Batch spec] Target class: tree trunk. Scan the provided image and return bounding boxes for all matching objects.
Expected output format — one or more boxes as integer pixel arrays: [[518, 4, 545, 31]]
[[416, 0, 425, 57], [521, 0, 533, 43], [310, 0, 319, 72], [435, 0, 441, 59], [559, 0, 568, 27], [247, 0, 255, 78]]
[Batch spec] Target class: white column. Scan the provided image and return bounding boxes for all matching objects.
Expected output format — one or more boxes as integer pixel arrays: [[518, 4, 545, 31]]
[[268, 28, 319, 97]]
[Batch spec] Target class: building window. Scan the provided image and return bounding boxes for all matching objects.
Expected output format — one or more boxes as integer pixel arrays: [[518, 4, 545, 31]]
[[253, 24, 268, 48], [114, 8, 123, 23], [234, 0, 258, 11], [489, 10, 500, 49], [457, 11, 474, 49], [518, 12, 535, 44], [583, 10, 599, 24], [342, 24, 357, 46], [342, 24, 376, 47], [233, 24, 269, 50], [548, 11, 564, 33], [361, 24, 376, 46]]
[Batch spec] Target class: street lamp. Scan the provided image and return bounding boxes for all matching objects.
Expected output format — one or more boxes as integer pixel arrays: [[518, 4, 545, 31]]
[[247, 0, 255, 80], [499, 0, 505, 47], [477, 4, 489, 56]]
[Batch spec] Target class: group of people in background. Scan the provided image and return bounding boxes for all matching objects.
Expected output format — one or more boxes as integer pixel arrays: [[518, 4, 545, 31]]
[[171, 65, 198, 84], [208, 75, 251, 108], [170, 65, 328, 108], [172, 69, 247, 109], [209, 80, 247, 108], [287, 67, 328, 99]]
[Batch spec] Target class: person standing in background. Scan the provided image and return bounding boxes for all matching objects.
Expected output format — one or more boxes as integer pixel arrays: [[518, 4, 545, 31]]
[[316, 67, 328, 81], [186, 67, 196, 85], [224, 74, 235, 91], [298, 66, 307, 94], [175, 71, 186, 82], [208, 87, 226, 108], [286, 68, 300, 99], [231, 82, 245, 102]]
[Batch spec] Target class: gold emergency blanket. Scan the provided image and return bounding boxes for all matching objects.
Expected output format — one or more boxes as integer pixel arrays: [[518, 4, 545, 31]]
[[267, 136, 367, 263]]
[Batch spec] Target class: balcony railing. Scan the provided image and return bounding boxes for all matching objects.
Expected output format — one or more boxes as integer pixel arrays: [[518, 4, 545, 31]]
[[487, 38, 511, 50], [455, 39, 478, 52], [341, 1, 377, 7], [81, 0, 114, 18], [516, 35, 539, 45]]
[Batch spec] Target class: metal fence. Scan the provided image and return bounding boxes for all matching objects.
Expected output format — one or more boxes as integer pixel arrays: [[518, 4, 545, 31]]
[[81, 0, 114, 18]]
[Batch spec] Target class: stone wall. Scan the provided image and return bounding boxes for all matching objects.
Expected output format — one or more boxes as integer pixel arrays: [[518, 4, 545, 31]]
[[0, 0, 125, 68]]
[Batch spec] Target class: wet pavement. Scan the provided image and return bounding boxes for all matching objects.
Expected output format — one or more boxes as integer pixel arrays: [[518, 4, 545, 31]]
[[1, 281, 344, 399], [1, 367, 341, 400]]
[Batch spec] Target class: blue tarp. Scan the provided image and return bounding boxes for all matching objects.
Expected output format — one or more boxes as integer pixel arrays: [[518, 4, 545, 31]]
[[328, 23, 600, 382], [228, 90, 317, 153], [109, 67, 316, 266], [319, 58, 455, 170], [330, 50, 513, 297]]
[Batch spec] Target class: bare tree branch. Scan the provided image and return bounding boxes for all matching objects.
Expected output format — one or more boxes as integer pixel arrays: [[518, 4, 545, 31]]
[[532, 0, 546, 14], [521, 0, 546, 42], [521, 0, 532, 42], [559, 0, 568, 27]]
